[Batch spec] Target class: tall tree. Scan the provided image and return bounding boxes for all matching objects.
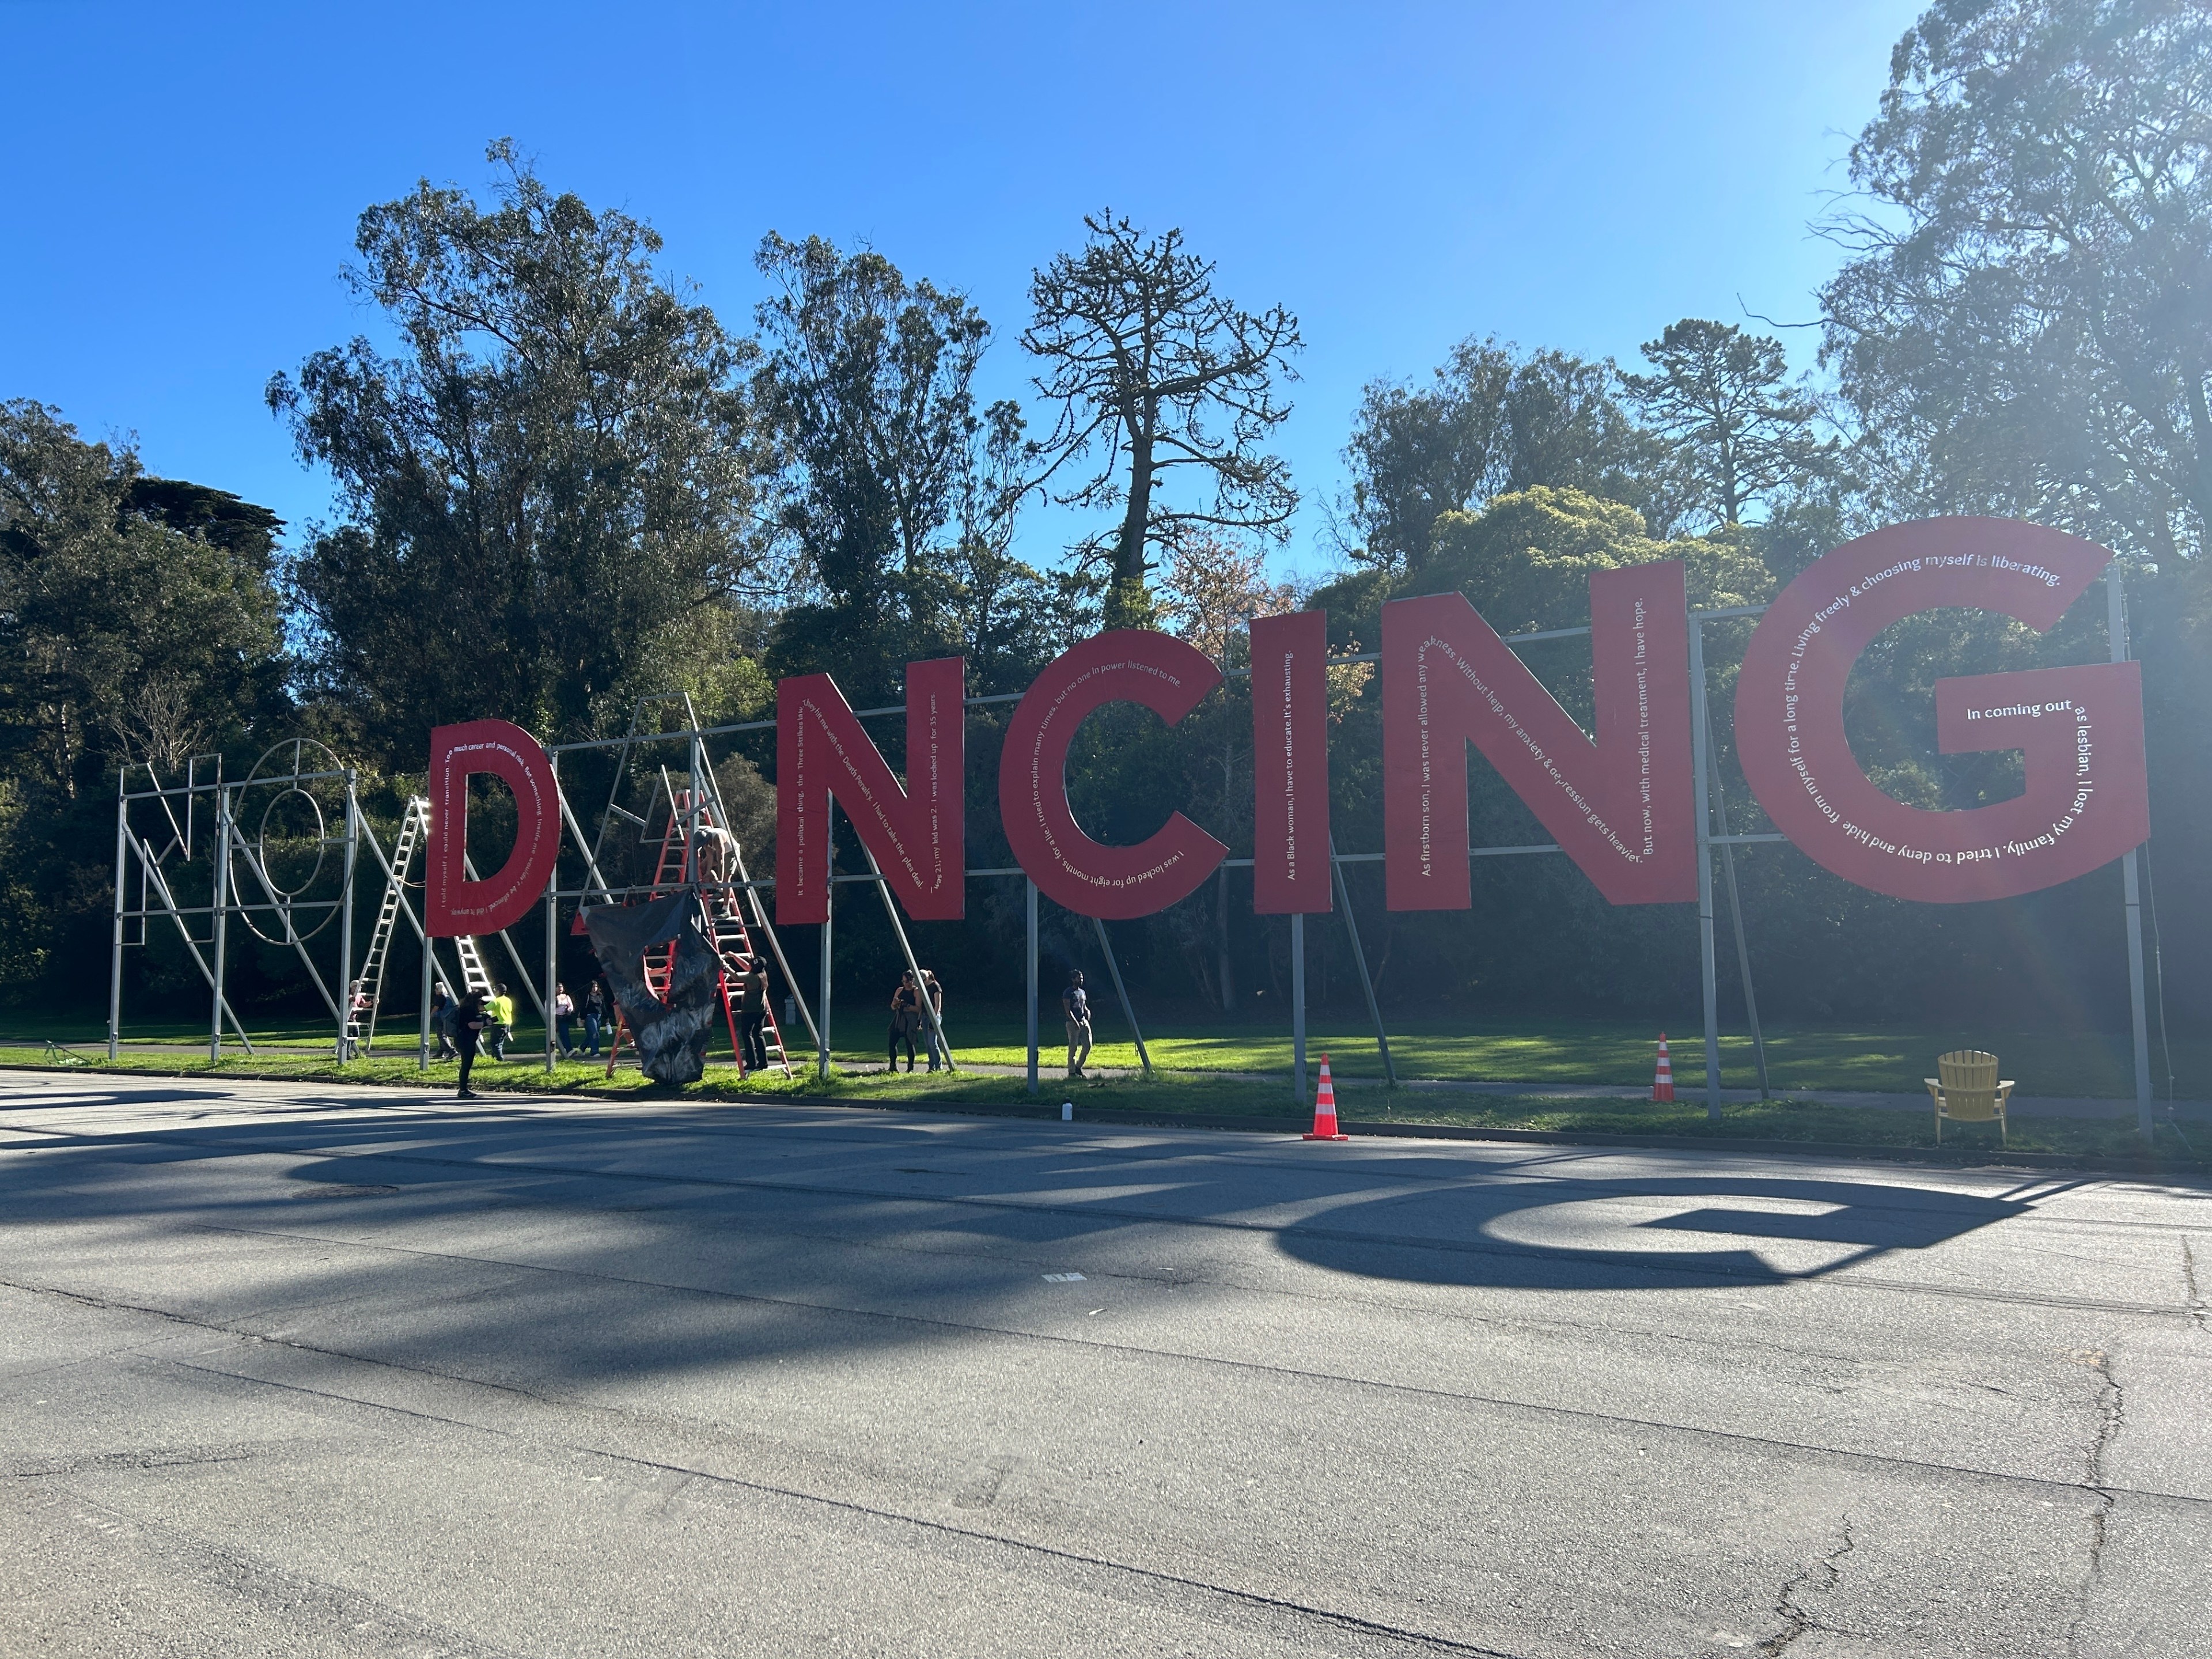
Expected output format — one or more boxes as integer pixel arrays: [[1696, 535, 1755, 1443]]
[[1622, 319, 1829, 527], [1820, 0, 2212, 569], [1023, 212, 1302, 628], [1343, 337, 1681, 573], [754, 234, 1010, 696], [269, 141, 769, 759]]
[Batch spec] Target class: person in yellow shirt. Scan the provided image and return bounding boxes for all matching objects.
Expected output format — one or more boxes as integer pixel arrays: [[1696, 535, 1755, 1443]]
[[488, 983, 514, 1060]]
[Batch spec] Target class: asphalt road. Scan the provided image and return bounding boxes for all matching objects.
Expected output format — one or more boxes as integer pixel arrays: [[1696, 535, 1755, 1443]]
[[2, 1073, 2206, 1658]]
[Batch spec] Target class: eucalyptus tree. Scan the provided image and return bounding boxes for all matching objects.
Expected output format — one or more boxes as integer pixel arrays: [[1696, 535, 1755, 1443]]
[[1343, 337, 1681, 573], [1820, 0, 2212, 569], [753, 233, 1029, 698], [1023, 213, 1302, 627], [270, 141, 770, 760]]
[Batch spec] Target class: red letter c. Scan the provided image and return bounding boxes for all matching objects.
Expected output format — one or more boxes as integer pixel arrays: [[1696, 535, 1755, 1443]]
[[998, 630, 1228, 919]]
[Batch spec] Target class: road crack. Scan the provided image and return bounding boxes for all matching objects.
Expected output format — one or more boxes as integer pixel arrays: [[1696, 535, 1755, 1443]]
[[2065, 1352, 2123, 1657], [2184, 1239, 2208, 1334], [1757, 1516, 1855, 1654]]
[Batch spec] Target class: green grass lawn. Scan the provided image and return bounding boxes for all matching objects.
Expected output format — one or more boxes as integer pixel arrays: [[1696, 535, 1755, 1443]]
[[20, 1007, 2205, 1100], [4, 1042, 2202, 1169]]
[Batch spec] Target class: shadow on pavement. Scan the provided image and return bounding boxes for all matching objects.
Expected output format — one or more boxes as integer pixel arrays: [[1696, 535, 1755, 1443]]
[[0, 1100, 2047, 1391]]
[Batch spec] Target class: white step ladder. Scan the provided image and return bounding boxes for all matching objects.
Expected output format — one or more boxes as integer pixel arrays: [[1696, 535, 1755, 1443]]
[[350, 797, 427, 1055], [350, 795, 501, 1058]]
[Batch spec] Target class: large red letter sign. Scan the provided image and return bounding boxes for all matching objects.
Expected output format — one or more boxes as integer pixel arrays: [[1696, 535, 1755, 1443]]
[[1735, 518, 2148, 902], [777, 658, 966, 925], [1251, 609, 1331, 914], [427, 719, 561, 937], [1382, 561, 1696, 909], [1000, 630, 1228, 919]]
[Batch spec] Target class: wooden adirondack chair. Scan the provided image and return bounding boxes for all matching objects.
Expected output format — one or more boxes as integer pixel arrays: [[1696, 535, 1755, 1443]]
[[1926, 1050, 2015, 1145]]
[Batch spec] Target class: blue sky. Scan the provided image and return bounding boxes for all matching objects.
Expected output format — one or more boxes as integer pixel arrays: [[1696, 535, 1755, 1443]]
[[2, 1, 1925, 579]]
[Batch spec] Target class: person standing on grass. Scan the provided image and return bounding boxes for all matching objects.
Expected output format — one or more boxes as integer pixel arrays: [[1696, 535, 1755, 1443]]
[[344, 979, 373, 1059], [583, 982, 605, 1058], [454, 991, 487, 1099], [1062, 970, 1093, 1079], [736, 956, 770, 1074], [488, 982, 513, 1059], [429, 986, 456, 1059], [922, 968, 946, 1072], [888, 971, 921, 1073], [553, 983, 575, 1058]]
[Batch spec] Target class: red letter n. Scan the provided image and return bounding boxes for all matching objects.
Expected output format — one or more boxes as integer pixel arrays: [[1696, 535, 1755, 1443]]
[[777, 658, 966, 925], [1381, 561, 1695, 910]]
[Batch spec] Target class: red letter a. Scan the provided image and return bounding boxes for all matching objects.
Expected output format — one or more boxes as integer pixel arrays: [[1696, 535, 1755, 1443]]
[[777, 658, 965, 925], [1381, 561, 1695, 910]]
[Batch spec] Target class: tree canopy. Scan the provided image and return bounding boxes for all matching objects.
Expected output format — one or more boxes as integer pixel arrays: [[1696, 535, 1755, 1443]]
[[1342, 337, 1683, 574], [1821, 0, 2212, 574], [0, 401, 285, 794]]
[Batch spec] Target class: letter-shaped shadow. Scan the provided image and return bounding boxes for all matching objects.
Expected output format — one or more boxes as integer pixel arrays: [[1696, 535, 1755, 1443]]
[[1275, 1173, 2029, 1290]]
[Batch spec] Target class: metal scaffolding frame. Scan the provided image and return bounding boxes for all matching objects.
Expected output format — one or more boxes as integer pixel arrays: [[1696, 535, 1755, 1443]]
[[108, 740, 361, 1063]]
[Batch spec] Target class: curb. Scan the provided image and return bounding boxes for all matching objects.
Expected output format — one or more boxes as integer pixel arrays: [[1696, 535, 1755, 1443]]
[[713, 1093, 2209, 1179], [4, 1062, 2202, 1181]]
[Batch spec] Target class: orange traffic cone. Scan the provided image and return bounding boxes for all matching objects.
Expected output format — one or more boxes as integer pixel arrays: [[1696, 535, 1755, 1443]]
[[1652, 1033, 1675, 1103], [1303, 1054, 1349, 1141]]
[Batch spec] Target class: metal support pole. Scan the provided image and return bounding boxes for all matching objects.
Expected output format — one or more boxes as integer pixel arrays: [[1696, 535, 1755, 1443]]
[[109, 774, 127, 1062], [685, 732, 706, 882], [728, 837, 817, 1054], [1688, 620, 1722, 1120], [1090, 915, 1150, 1074], [336, 778, 357, 1063], [545, 753, 560, 1075], [461, 854, 546, 1019], [865, 845, 954, 1070], [543, 888, 559, 1075], [1330, 836, 1396, 1086], [1025, 878, 1039, 1095], [420, 930, 434, 1071], [1290, 912, 1308, 1104], [818, 900, 833, 1082], [210, 792, 231, 1063], [1698, 653, 1769, 1099], [2109, 569, 2154, 1144]]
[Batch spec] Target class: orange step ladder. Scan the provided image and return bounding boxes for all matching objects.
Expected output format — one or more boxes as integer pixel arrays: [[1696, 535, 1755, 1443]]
[[601, 790, 794, 1079]]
